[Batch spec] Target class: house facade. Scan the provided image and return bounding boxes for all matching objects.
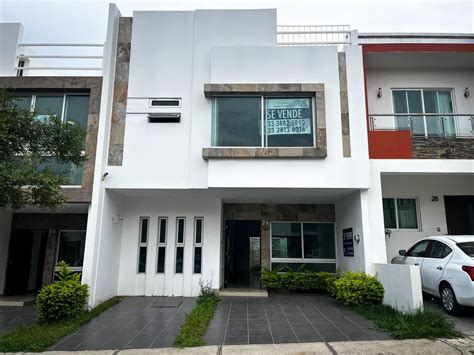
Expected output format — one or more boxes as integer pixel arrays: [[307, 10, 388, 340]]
[[0, 5, 472, 311]]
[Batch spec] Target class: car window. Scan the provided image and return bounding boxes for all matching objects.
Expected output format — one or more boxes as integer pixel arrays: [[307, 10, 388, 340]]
[[407, 240, 430, 257], [457, 242, 474, 257], [429, 241, 453, 259]]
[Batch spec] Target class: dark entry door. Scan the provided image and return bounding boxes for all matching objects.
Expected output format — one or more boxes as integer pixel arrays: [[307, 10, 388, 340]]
[[224, 220, 261, 289], [5, 230, 48, 295], [444, 196, 474, 235]]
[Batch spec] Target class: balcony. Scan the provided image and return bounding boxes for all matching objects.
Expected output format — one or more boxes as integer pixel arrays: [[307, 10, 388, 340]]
[[277, 25, 356, 49], [368, 113, 474, 159]]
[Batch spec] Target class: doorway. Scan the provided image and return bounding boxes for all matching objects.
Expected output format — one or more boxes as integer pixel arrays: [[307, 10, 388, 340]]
[[224, 220, 261, 289], [444, 196, 474, 235], [5, 230, 48, 295]]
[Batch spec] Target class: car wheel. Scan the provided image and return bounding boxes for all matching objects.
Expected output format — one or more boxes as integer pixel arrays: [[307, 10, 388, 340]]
[[440, 284, 462, 316]]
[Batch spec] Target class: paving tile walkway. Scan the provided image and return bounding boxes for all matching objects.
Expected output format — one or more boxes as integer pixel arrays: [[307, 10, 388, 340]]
[[0, 306, 36, 333], [204, 293, 392, 345], [50, 297, 196, 351]]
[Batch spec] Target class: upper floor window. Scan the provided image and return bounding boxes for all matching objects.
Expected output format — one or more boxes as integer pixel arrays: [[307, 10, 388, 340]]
[[392, 89, 454, 137], [212, 97, 314, 147]]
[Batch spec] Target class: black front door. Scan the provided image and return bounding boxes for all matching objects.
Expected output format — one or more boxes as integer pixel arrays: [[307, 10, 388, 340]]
[[444, 196, 474, 235], [224, 220, 261, 289], [5, 230, 48, 295]]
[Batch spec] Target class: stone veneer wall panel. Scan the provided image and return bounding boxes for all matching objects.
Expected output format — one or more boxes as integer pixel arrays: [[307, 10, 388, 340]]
[[411, 137, 474, 159], [338, 52, 351, 157], [0, 76, 102, 203], [107, 17, 132, 166], [203, 83, 327, 159], [223, 204, 335, 270]]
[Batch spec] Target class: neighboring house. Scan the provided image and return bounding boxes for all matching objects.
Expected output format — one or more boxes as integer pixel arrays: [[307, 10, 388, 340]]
[[0, 24, 103, 297], [0, 6, 472, 311]]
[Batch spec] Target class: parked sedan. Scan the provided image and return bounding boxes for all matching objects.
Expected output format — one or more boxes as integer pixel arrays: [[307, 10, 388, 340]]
[[391, 236, 474, 315]]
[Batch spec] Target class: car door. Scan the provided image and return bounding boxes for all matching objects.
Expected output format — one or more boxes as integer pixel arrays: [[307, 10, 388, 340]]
[[403, 240, 431, 267], [420, 241, 453, 295]]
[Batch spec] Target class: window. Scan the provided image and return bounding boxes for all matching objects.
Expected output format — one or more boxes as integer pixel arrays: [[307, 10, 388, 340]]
[[57, 231, 86, 271], [12, 93, 90, 185], [271, 222, 335, 272], [137, 217, 149, 273], [407, 240, 430, 257], [157, 217, 167, 274], [392, 89, 455, 137], [193, 218, 203, 274], [175, 217, 185, 273], [383, 198, 419, 230], [429, 241, 452, 259], [212, 96, 314, 148], [458, 242, 474, 257]]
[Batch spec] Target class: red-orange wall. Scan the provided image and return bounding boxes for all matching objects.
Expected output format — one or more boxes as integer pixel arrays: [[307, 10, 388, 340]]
[[368, 131, 412, 159]]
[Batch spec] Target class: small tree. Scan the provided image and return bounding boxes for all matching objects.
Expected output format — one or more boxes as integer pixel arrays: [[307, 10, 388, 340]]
[[0, 89, 86, 209]]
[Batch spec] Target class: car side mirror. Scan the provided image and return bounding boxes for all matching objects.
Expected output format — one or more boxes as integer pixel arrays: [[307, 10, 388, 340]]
[[399, 249, 407, 256]]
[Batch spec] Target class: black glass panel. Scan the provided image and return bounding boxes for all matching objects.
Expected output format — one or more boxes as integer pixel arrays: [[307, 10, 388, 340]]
[[157, 247, 166, 273], [194, 247, 202, 274], [175, 246, 184, 273], [138, 246, 147, 273]]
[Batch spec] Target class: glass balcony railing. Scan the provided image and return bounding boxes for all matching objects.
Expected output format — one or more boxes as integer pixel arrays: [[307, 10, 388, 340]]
[[369, 114, 474, 138]]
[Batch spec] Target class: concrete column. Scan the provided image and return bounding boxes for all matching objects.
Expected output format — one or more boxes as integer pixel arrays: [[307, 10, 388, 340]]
[[261, 220, 271, 270]]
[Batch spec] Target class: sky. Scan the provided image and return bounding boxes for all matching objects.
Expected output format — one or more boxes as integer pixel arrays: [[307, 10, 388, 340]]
[[0, 0, 473, 44]]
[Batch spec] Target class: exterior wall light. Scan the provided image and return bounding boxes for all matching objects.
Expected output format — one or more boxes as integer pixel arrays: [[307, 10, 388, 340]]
[[353, 234, 361, 243], [464, 87, 470, 98], [385, 229, 392, 238], [377, 88, 382, 98]]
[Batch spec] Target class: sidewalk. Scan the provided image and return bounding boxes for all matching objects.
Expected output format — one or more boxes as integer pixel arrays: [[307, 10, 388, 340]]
[[23, 337, 474, 355]]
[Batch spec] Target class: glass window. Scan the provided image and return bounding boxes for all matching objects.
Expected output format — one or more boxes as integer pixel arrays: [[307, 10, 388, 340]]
[[271, 262, 336, 273], [383, 198, 419, 230], [383, 198, 397, 229], [407, 240, 430, 257], [64, 95, 90, 131], [158, 218, 167, 244], [37, 157, 83, 185], [429, 241, 452, 259], [397, 198, 418, 229], [195, 218, 203, 244], [303, 223, 335, 259], [13, 95, 32, 111], [212, 96, 315, 148], [458, 242, 474, 257], [137, 217, 149, 273], [271, 222, 302, 258], [212, 97, 261, 147], [265, 98, 313, 147], [157, 247, 166, 273], [57, 231, 86, 268], [175, 246, 184, 273], [35, 95, 64, 121], [194, 247, 202, 274], [177, 218, 185, 244]]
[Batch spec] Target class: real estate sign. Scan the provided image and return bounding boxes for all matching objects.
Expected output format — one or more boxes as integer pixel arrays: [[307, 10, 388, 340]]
[[265, 98, 312, 136]]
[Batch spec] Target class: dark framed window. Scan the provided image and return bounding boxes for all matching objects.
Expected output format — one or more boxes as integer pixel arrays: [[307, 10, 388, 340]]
[[57, 230, 86, 270], [211, 96, 314, 148], [157, 217, 167, 274], [137, 217, 149, 273], [383, 197, 419, 230], [175, 217, 185, 273], [193, 218, 204, 274]]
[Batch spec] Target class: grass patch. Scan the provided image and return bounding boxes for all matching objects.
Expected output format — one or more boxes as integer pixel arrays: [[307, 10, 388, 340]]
[[174, 294, 220, 348], [0, 296, 121, 352], [352, 304, 461, 339]]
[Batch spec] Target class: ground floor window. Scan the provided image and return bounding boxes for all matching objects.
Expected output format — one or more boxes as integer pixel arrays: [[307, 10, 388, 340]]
[[270, 222, 335, 272], [56, 230, 86, 271], [383, 197, 419, 230], [193, 217, 203, 274], [156, 217, 167, 274], [137, 217, 149, 273]]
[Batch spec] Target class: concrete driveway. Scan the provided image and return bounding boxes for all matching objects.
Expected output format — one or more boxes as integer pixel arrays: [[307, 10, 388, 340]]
[[204, 293, 391, 345]]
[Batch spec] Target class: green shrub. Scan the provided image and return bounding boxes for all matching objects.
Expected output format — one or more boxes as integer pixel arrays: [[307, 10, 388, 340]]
[[36, 262, 89, 323], [260, 269, 339, 292], [331, 271, 384, 306]]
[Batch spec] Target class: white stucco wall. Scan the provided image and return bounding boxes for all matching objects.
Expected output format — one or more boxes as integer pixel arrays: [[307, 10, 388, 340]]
[[0, 211, 12, 295], [117, 197, 222, 297], [382, 174, 474, 261], [0, 23, 22, 76], [335, 190, 367, 272]]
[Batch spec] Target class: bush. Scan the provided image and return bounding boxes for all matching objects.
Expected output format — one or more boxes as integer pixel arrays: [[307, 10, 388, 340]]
[[331, 271, 384, 306], [260, 269, 339, 293], [36, 262, 89, 323]]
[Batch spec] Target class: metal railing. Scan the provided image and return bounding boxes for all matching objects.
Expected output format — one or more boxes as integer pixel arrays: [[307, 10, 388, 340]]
[[15, 43, 104, 76], [369, 113, 474, 138], [277, 25, 354, 47]]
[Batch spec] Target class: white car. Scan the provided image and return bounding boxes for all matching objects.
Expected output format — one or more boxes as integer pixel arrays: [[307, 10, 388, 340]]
[[391, 235, 474, 315]]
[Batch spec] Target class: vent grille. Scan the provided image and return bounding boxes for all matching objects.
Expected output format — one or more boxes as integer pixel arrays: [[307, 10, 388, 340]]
[[150, 98, 181, 107], [148, 113, 181, 123]]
